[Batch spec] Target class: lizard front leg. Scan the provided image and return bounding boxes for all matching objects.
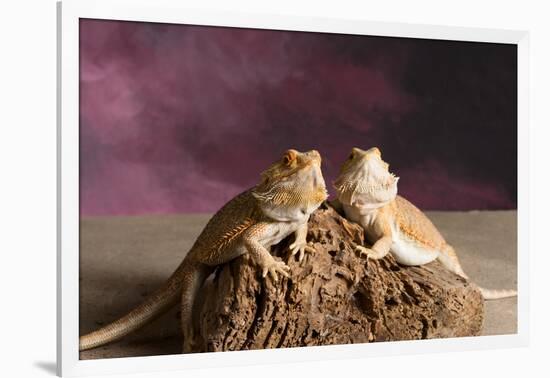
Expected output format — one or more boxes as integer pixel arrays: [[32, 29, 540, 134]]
[[355, 219, 393, 260], [355, 235, 392, 260], [243, 224, 290, 282], [288, 222, 315, 263], [355, 213, 393, 260]]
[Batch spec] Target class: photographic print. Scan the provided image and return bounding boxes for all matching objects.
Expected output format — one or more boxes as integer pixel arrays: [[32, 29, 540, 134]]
[[77, 18, 518, 360]]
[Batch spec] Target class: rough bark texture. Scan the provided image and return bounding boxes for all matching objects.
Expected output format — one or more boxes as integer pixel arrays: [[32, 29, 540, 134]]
[[193, 203, 484, 353]]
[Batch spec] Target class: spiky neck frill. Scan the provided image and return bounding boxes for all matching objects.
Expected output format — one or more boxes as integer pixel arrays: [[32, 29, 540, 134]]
[[252, 183, 328, 211], [334, 172, 398, 208]]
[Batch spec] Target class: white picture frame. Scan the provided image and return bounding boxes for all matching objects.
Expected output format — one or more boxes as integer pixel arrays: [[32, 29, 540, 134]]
[[57, 0, 529, 376]]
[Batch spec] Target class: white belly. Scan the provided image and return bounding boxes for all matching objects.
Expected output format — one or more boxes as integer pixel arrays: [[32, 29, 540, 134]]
[[260, 221, 301, 248], [390, 224, 440, 266]]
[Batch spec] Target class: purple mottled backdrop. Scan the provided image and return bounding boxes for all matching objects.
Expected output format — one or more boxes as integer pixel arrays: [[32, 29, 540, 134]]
[[79, 19, 517, 216]]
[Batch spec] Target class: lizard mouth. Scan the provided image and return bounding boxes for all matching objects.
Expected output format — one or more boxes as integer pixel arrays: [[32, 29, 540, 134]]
[[352, 175, 397, 195]]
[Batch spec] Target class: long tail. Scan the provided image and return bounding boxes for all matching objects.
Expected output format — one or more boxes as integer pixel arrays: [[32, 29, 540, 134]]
[[478, 288, 517, 300], [438, 246, 517, 301], [79, 261, 191, 351]]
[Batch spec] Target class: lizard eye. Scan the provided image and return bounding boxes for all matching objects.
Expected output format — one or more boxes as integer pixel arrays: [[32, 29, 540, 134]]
[[349, 147, 362, 161], [283, 149, 297, 167]]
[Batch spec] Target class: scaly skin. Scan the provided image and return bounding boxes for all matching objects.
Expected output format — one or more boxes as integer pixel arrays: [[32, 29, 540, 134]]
[[79, 149, 327, 352], [334, 147, 517, 300]]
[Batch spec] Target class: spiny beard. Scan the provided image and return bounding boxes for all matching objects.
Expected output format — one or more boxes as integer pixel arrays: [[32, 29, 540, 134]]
[[252, 181, 328, 209], [335, 173, 398, 206]]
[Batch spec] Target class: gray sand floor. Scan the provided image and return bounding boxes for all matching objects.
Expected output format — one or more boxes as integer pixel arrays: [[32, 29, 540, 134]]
[[79, 210, 517, 360]]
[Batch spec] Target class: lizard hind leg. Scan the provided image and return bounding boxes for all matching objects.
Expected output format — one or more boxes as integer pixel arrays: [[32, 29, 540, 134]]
[[180, 262, 212, 354]]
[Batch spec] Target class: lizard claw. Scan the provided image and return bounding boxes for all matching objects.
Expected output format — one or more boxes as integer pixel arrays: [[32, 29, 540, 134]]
[[289, 241, 315, 263], [262, 259, 290, 282], [354, 244, 374, 259]]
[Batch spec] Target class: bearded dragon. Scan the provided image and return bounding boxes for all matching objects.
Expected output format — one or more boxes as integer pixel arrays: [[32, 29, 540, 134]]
[[79, 149, 327, 352], [333, 147, 517, 300]]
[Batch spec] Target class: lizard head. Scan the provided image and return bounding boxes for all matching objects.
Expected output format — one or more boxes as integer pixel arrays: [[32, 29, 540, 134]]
[[334, 147, 399, 208], [253, 149, 328, 220]]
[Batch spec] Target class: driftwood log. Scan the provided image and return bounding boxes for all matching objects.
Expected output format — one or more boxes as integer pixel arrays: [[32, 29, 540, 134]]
[[192, 203, 484, 352]]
